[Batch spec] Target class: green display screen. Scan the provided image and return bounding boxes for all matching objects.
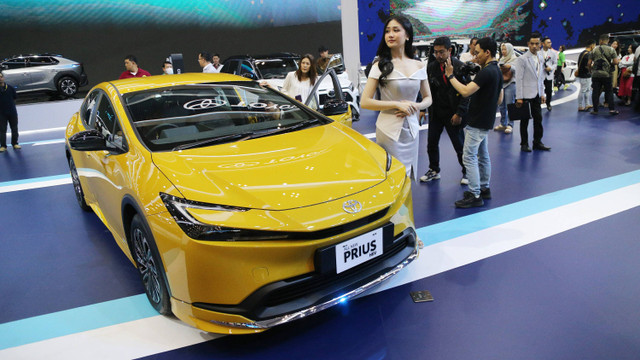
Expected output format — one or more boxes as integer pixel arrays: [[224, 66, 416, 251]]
[[0, 0, 341, 28]]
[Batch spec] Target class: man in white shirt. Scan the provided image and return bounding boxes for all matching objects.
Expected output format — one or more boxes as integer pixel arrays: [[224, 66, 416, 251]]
[[541, 37, 558, 110], [211, 54, 224, 73], [198, 52, 215, 73], [459, 37, 478, 63]]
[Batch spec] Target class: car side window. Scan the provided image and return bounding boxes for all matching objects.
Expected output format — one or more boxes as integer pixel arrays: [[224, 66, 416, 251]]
[[3, 58, 26, 70], [95, 94, 127, 150], [240, 61, 258, 78], [95, 95, 117, 136], [81, 91, 100, 127], [222, 60, 239, 75], [27, 56, 58, 67]]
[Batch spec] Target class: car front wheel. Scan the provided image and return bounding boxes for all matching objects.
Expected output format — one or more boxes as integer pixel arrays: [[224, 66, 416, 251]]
[[68, 155, 91, 211], [58, 76, 79, 96], [131, 215, 172, 315]]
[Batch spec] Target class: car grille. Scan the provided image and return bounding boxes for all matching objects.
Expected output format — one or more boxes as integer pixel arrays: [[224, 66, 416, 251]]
[[193, 227, 416, 320], [263, 231, 410, 307]]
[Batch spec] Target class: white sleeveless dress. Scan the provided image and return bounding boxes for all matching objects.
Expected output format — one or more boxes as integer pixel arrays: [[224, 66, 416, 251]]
[[368, 64, 427, 181]]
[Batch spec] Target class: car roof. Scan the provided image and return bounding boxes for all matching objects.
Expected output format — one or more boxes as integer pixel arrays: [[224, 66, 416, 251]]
[[103, 72, 253, 95], [2, 53, 63, 59]]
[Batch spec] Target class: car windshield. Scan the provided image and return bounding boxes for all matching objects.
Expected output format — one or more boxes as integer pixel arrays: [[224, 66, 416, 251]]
[[255, 58, 298, 79], [123, 81, 328, 152]]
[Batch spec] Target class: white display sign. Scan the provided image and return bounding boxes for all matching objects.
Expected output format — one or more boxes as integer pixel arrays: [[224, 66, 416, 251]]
[[335, 227, 384, 274]]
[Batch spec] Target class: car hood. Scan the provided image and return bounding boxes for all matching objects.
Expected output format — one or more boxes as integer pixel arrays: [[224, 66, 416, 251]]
[[152, 124, 387, 210]]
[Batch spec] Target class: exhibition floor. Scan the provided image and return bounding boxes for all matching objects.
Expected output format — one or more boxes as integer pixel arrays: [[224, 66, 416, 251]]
[[1, 84, 639, 359]]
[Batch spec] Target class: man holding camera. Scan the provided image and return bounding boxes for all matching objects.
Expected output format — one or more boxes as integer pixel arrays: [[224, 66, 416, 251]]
[[515, 31, 551, 152], [420, 36, 471, 185], [445, 38, 503, 208]]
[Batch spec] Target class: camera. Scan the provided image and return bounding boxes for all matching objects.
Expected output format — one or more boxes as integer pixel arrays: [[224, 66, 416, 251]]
[[457, 61, 481, 76]]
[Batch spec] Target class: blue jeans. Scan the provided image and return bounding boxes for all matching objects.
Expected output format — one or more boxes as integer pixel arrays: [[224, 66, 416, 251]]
[[578, 77, 592, 109], [463, 126, 490, 197], [498, 82, 515, 127]]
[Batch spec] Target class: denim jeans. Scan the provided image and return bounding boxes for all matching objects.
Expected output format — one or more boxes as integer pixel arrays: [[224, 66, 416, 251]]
[[498, 82, 516, 127], [578, 77, 592, 109], [462, 126, 490, 197]]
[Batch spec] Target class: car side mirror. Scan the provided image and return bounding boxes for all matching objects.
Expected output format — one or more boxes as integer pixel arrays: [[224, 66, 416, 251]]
[[68, 129, 123, 153], [321, 99, 348, 116]]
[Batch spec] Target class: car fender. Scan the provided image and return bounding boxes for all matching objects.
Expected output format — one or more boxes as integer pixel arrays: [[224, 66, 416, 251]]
[[121, 194, 174, 298]]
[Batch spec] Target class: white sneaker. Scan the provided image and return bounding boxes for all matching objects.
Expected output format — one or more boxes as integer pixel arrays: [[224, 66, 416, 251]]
[[504, 125, 513, 134], [493, 124, 506, 132], [0, 146, 6, 153], [419, 169, 440, 182], [460, 176, 469, 185]]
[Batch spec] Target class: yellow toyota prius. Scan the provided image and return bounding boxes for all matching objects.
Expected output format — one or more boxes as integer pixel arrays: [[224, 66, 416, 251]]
[[65, 73, 418, 334]]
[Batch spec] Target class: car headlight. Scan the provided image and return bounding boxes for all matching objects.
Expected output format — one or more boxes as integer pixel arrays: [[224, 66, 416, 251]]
[[160, 192, 258, 241]]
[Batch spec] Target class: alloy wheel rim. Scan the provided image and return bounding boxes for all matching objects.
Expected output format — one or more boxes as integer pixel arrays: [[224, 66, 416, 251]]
[[61, 80, 77, 95], [133, 228, 162, 304]]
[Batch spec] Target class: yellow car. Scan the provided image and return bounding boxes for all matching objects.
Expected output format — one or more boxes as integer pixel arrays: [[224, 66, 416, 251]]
[[65, 73, 418, 334]]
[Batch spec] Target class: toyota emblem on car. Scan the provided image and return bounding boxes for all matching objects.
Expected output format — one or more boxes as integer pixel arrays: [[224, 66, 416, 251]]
[[342, 200, 362, 214]]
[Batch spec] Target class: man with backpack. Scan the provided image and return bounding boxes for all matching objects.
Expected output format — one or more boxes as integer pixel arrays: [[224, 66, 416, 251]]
[[590, 34, 620, 115]]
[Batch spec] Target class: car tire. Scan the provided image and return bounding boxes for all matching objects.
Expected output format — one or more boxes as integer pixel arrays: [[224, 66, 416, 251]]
[[68, 155, 91, 211], [131, 214, 172, 316], [57, 76, 79, 97]]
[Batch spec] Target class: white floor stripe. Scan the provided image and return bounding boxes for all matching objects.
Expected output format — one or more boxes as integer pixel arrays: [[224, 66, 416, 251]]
[[375, 182, 640, 293], [3, 182, 638, 359], [32, 139, 66, 146], [8, 127, 66, 137], [0, 316, 222, 360], [0, 177, 71, 194]]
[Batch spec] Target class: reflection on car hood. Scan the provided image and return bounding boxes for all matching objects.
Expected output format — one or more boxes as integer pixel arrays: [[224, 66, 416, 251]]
[[152, 124, 387, 210], [262, 79, 285, 89]]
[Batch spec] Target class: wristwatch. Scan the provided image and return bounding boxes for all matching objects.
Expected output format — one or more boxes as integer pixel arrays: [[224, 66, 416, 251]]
[[447, 74, 455, 80]]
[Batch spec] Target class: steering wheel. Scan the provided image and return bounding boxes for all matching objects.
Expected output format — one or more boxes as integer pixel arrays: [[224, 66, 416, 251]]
[[146, 123, 179, 139]]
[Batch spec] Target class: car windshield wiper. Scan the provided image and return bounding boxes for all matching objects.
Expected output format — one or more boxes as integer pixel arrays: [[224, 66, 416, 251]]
[[172, 132, 253, 151], [256, 119, 321, 137]]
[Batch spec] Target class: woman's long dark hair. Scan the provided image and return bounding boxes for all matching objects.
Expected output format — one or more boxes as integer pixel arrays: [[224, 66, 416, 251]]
[[376, 15, 415, 87], [295, 54, 317, 86]]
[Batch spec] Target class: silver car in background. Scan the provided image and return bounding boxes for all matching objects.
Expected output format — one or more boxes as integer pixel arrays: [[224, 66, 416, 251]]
[[0, 54, 88, 97]]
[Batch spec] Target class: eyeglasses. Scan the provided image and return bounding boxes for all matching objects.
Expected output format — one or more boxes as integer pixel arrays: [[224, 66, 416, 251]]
[[433, 50, 448, 55]]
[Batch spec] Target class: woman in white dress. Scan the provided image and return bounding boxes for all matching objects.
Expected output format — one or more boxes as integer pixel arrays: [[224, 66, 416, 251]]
[[281, 54, 318, 102], [361, 15, 432, 181]]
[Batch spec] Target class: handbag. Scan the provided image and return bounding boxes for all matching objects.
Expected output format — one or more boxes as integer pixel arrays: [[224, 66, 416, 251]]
[[507, 102, 531, 121], [622, 67, 632, 79]]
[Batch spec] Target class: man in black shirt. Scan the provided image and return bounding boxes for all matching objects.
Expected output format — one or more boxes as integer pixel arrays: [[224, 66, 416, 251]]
[[420, 36, 471, 185], [0, 72, 20, 152], [445, 37, 503, 208]]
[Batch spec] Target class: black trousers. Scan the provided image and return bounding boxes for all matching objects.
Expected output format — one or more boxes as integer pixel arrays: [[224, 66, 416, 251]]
[[427, 113, 465, 175], [591, 76, 615, 111], [544, 79, 553, 107], [0, 112, 19, 147], [519, 96, 544, 146]]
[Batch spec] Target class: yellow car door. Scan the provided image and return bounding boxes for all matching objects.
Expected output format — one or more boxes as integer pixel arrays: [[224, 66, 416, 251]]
[[85, 93, 131, 244]]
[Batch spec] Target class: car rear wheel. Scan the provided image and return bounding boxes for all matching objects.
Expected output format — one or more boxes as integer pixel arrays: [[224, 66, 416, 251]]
[[131, 215, 172, 315], [68, 155, 91, 211], [57, 76, 78, 97]]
